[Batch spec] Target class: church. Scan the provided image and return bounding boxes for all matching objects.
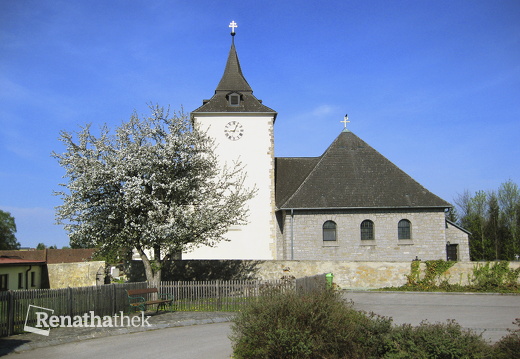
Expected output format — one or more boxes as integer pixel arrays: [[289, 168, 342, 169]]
[[183, 23, 470, 262]]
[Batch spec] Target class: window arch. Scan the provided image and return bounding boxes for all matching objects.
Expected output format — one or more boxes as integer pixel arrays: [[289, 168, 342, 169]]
[[398, 219, 411, 240], [323, 221, 337, 241], [360, 220, 374, 240]]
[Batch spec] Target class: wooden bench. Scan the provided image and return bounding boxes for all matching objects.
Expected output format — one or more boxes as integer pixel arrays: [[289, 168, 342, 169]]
[[126, 288, 174, 313]]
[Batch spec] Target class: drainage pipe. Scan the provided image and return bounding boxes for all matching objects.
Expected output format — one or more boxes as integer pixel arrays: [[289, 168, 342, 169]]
[[290, 209, 294, 260], [25, 265, 32, 290]]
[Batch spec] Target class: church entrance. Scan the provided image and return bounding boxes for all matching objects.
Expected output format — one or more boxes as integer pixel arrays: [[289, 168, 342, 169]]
[[446, 243, 458, 261]]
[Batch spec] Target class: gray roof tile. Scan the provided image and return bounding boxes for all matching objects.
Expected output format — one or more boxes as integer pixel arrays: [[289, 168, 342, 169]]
[[192, 41, 276, 115], [275, 130, 451, 209]]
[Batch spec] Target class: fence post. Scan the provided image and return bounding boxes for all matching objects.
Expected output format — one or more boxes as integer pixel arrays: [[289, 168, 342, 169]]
[[216, 280, 221, 311], [67, 287, 73, 317], [111, 284, 116, 314], [7, 290, 14, 336]]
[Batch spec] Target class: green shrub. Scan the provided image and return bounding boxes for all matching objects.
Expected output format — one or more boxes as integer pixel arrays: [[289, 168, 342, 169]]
[[230, 287, 383, 358], [492, 319, 520, 359], [382, 320, 493, 358], [386, 260, 519, 293], [470, 262, 520, 291], [230, 288, 497, 358]]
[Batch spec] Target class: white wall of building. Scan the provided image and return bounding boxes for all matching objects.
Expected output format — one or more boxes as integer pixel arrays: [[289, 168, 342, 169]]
[[184, 113, 276, 259]]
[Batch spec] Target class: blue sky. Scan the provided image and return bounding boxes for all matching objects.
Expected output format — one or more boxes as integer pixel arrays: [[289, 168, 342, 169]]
[[1, 1, 519, 249]]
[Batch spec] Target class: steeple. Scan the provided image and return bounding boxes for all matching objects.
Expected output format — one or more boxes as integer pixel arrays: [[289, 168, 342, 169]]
[[192, 22, 276, 117], [215, 42, 253, 93]]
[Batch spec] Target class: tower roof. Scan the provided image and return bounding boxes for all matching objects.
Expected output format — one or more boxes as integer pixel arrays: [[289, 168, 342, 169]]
[[192, 35, 276, 116], [215, 42, 253, 93], [276, 130, 451, 210]]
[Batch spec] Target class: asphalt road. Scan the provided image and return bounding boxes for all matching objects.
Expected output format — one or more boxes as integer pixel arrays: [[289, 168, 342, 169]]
[[3, 322, 233, 359], [344, 291, 520, 343]]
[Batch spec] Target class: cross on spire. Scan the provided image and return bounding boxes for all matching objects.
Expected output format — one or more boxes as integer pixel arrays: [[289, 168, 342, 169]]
[[341, 114, 350, 130], [229, 21, 238, 35]]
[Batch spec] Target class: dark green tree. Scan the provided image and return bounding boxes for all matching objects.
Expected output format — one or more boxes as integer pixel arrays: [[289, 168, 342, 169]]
[[486, 191, 501, 260], [455, 180, 520, 260], [498, 180, 519, 259], [0, 210, 21, 250]]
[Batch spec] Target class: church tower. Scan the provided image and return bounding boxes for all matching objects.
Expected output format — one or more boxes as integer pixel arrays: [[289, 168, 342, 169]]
[[184, 22, 278, 259]]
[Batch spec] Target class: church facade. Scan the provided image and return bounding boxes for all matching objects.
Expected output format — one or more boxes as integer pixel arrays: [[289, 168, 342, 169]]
[[184, 27, 470, 262]]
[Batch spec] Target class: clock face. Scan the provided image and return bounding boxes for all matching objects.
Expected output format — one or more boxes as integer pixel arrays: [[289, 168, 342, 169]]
[[224, 121, 244, 141]]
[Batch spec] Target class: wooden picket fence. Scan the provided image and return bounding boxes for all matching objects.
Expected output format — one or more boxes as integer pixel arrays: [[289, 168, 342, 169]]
[[0, 274, 327, 337]]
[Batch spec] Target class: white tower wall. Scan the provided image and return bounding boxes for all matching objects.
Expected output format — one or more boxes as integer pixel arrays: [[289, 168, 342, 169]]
[[183, 113, 276, 259]]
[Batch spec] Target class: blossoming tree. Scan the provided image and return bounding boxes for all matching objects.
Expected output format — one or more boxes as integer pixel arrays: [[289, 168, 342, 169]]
[[53, 105, 254, 285]]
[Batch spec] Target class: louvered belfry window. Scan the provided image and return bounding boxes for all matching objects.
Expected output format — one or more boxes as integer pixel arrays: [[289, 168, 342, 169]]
[[229, 93, 240, 106], [323, 220, 337, 241], [360, 220, 374, 240]]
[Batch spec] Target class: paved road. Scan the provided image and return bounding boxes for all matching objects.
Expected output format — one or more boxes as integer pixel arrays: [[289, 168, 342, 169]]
[[344, 291, 520, 343], [3, 322, 233, 359]]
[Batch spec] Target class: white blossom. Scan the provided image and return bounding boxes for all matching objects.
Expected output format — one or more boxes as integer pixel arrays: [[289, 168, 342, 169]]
[[52, 105, 255, 283]]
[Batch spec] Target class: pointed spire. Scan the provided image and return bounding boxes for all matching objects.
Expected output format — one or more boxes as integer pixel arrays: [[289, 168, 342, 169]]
[[215, 26, 252, 93], [191, 22, 276, 117]]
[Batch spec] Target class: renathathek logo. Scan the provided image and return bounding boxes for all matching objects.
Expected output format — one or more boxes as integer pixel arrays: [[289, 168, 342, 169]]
[[24, 304, 151, 336]]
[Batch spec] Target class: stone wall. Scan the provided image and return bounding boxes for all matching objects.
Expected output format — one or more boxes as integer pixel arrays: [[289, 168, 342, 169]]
[[276, 208, 470, 261], [256, 260, 414, 289], [129, 260, 519, 289], [445, 221, 471, 261], [258, 260, 520, 289], [47, 261, 105, 289]]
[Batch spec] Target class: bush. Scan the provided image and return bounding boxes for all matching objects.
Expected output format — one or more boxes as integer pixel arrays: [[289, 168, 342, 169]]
[[381, 320, 494, 358], [384, 260, 520, 293], [230, 288, 380, 358], [492, 319, 520, 359], [230, 288, 501, 359], [470, 262, 520, 291]]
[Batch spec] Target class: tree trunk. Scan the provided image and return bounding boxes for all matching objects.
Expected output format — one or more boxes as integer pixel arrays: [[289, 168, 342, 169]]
[[135, 245, 161, 288]]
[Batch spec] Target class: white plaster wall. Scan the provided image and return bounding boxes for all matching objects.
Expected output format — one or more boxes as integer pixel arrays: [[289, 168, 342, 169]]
[[0, 265, 44, 290], [185, 113, 276, 259]]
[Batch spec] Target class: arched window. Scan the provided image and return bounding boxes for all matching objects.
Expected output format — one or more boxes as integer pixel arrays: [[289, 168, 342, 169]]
[[323, 221, 337, 241], [398, 219, 411, 240], [360, 220, 374, 240]]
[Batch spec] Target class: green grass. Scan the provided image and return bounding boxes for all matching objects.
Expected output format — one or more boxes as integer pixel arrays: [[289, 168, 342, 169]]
[[378, 283, 520, 293], [170, 296, 254, 312]]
